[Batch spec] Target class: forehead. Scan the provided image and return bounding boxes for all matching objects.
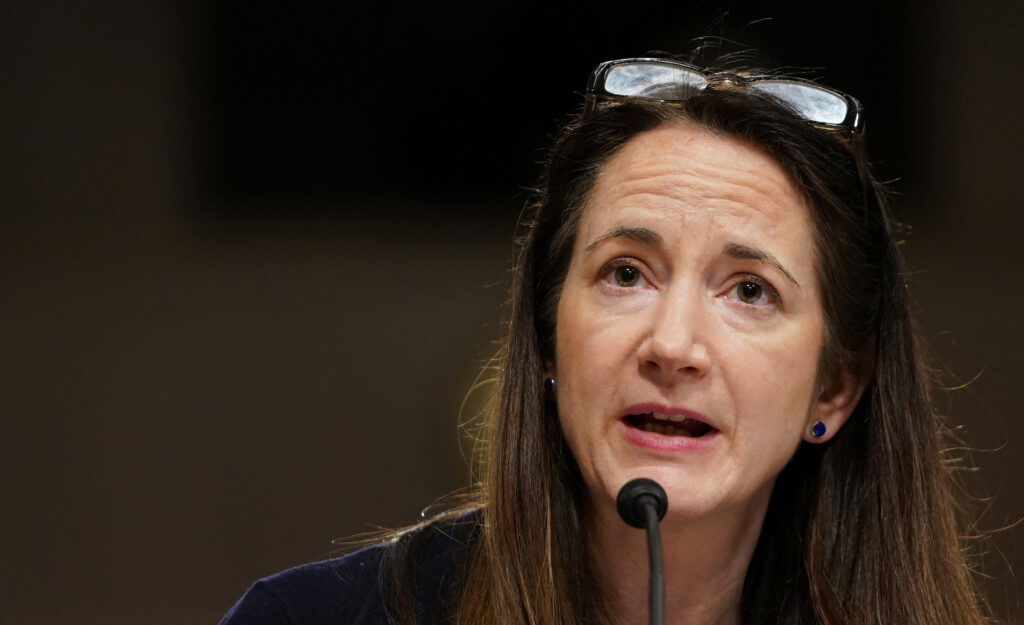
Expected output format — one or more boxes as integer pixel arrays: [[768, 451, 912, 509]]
[[587, 121, 805, 224], [579, 122, 816, 271]]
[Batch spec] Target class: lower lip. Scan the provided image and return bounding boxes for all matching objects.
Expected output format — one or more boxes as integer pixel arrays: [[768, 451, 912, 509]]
[[619, 419, 720, 452]]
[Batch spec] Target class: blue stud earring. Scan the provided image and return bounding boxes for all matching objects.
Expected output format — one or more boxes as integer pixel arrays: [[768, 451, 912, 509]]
[[544, 377, 555, 392], [811, 421, 827, 439]]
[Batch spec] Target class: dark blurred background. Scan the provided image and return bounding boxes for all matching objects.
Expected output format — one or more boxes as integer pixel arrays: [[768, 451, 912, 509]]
[[1, 1, 1021, 623]]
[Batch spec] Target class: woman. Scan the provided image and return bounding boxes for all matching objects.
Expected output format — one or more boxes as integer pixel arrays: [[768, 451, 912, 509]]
[[221, 56, 990, 625]]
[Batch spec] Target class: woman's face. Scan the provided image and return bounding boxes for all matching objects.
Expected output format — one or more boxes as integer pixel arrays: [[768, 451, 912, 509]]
[[554, 121, 853, 527]]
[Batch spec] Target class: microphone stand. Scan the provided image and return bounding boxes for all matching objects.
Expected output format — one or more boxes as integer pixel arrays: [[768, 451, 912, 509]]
[[616, 478, 668, 625], [641, 498, 664, 625]]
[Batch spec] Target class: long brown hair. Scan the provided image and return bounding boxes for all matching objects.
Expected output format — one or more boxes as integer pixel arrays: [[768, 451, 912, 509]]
[[381, 79, 990, 625]]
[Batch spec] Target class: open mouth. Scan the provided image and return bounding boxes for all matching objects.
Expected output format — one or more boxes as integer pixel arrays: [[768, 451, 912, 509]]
[[625, 412, 714, 438]]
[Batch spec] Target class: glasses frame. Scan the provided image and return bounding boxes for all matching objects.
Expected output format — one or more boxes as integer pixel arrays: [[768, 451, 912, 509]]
[[585, 58, 864, 133]]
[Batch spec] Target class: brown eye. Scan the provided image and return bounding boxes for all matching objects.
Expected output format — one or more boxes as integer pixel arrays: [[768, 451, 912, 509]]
[[737, 281, 763, 303], [614, 266, 640, 287]]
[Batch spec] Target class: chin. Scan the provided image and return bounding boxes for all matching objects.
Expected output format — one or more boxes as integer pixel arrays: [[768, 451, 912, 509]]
[[601, 464, 740, 525]]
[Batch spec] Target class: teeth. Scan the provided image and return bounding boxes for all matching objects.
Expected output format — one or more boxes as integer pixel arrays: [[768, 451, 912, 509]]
[[652, 411, 689, 423], [640, 421, 688, 436]]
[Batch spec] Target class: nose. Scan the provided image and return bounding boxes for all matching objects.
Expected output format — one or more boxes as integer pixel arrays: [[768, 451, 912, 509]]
[[637, 286, 711, 380]]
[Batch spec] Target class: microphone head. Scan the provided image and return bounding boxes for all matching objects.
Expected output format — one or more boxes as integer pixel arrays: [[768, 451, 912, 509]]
[[616, 477, 668, 528]]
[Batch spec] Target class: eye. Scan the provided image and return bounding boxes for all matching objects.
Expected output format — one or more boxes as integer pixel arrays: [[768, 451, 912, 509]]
[[598, 258, 650, 291], [731, 276, 778, 306], [737, 281, 763, 303], [614, 265, 641, 287]]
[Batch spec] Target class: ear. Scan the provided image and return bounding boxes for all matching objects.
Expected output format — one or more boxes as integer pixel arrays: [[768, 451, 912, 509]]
[[805, 348, 873, 444]]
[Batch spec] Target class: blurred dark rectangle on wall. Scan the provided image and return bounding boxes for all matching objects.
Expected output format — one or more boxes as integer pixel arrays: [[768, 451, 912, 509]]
[[198, 0, 911, 214]]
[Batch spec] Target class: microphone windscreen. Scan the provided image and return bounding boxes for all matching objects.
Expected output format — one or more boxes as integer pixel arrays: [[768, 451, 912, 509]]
[[616, 478, 668, 528]]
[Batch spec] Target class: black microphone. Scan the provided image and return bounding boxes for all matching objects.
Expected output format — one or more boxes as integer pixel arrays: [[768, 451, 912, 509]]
[[616, 478, 667, 625]]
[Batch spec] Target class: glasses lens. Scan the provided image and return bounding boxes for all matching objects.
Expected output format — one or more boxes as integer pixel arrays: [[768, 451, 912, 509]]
[[603, 62, 707, 100], [752, 81, 849, 125]]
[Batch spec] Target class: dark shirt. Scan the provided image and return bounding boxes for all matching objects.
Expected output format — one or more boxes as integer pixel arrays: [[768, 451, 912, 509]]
[[219, 517, 474, 625]]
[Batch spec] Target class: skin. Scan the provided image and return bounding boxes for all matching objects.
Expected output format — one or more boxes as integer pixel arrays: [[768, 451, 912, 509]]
[[552, 122, 866, 625]]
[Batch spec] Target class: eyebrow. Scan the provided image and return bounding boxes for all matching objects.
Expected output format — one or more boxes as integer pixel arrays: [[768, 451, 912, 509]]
[[723, 241, 800, 288], [584, 226, 663, 253]]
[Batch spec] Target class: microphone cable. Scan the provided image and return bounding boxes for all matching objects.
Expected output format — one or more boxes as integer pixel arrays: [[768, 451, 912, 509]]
[[616, 478, 668, 625]]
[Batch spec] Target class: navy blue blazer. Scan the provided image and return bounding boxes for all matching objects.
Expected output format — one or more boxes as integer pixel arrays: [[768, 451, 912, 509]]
[[219, 517, 474, 625]]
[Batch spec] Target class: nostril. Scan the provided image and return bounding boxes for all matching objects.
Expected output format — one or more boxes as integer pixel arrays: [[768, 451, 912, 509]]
[[639, 339, 709, 373], [639, 346, 710, 379]]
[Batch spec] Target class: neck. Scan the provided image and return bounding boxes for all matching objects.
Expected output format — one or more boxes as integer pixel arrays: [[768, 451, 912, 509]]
[[587, 490, 771, 625]]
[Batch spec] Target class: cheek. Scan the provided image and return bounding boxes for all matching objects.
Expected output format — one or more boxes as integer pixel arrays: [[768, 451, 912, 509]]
[[554, 290, 631, 394], [554, 287, 594, 375], [554, 309, 592, 429], [553, 290, 616, 450], [724, 325, 824, 419]]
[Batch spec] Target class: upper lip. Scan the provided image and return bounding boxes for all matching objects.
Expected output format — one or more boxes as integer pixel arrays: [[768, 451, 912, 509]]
[[621, 403, 716, 429]]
